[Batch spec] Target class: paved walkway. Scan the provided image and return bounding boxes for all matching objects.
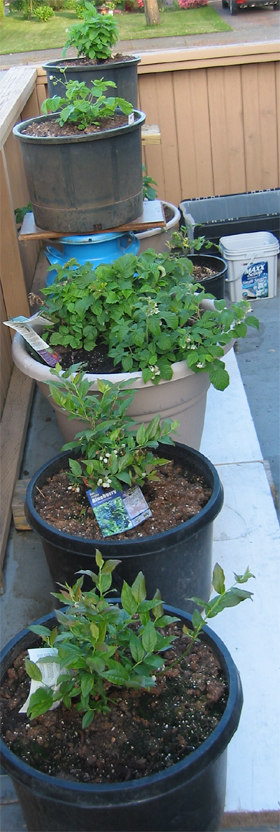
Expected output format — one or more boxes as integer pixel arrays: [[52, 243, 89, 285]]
[[1, 0, 279, 68]]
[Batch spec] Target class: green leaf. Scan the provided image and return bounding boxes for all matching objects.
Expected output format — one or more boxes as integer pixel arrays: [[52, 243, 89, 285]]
[[121, 581, 138, 616], [82, 710, 95, 729], [102, 662, 129, 685], [131, 571, 146, 605], [25, 658, 43, 682], [129, 632, 145, 663], [28, 625, 52, 638], [192, 609, 204, 629], [212, 563, 225, 595], [136, 423, 146, 445], [142, 620, 158, 653], [234, 566, 255, 583], [27, 687, 53, 719], [81, 674, 94, 698], [69, 458, 82, 478], [102, 559, 121, 575], [95, 550, 104, 568]]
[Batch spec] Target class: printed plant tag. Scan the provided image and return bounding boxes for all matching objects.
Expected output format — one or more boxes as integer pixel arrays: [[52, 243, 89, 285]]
[[4, 315, 60, 367], [87, 485, 152, 537], [128, 113, 135, 125], [19, 647, 67, 714]]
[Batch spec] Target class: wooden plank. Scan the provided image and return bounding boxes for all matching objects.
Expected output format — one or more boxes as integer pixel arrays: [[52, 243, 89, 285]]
[[155, 73, 181, 208], [0, 66, 37, 150], [208, 67, 231, 197], [0, 368, 34, 589], [276, 62, 280, 184], [138, 43, 280, 73], [21, 87, 41, 121], [139, 74, 165, 200], [12, 479, 31, 531], [0, 284, 13, 417], [257, 62, 279, 190], [141, 124, 161, 145], [223, 65, 246, 195], [241, 64, 263, 192], [19, 200, 166, 241], [0, 150, 30, 319], [174, 69, 213, 200]]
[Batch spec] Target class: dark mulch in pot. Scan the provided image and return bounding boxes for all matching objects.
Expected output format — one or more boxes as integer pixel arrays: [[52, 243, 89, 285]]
[[0, 625, 227, 783], [192, 264, 220, 281], [54, 54, 135, 67], [21, 113, 129, 139], [55, 341, 121, 373], [34, 460, 212, 539]]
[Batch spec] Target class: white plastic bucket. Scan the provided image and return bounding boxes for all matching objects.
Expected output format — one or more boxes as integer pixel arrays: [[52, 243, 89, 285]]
[[220, 231, 279, 301]]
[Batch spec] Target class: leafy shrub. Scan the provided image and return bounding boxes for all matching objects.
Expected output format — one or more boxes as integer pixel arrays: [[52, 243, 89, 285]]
[[62, 1, 119, 60], [33, 3, 54, 18], [0, 0, 4, 21], [41, 77, 133, 130], [48, 0, 63, 9]]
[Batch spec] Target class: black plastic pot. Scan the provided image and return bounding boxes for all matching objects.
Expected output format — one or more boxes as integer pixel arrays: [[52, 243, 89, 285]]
[[0, 606, 243, 832], [43, 55, 141, 109], [187, 254, 227, 300], [25, 442, 224, 612], [13, 110, 145, 233]]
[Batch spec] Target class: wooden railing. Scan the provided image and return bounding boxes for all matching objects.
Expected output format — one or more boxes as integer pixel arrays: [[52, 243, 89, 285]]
[[0, 41, 279, 579]]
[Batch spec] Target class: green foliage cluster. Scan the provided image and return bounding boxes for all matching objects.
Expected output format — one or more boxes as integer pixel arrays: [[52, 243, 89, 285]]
[[142, 164, 157, 201], [25, 555, 254, 727], [48, 369, 178, 491], [42, 249, 259, 390], [0, 0, 4, 20], [62, 1, 119, 60], [168, 224, 214, 255], [41, 77, 133, 129], [33, 3, 54, 19]]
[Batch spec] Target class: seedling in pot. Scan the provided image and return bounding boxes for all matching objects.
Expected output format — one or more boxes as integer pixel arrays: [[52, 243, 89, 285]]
[[25, 554, 254, 727], [47, 366, 179, 492], [62, 2, 119, 62], [41, 78, 133, 130]]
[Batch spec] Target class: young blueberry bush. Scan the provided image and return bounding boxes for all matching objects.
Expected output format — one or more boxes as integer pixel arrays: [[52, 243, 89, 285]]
[[25, 554, 254, 728]]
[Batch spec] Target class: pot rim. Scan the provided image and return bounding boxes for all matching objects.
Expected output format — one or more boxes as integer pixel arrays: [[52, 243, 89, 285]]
[[13, 110, 145, 145], [0, 605, 243, 798], [25, 441, 224, 551], [42, 55, 141, 70]]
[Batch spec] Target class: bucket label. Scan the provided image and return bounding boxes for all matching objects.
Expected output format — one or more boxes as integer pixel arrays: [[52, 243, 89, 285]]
[[241, 260, 269, 299]]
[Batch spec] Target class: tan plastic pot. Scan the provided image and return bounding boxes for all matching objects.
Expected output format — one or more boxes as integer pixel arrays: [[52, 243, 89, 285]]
[[11, 300, 231, 449], [136, 202, 181, 254]]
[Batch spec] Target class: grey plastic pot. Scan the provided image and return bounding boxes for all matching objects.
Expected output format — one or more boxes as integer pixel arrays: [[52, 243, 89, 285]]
[[0, 605, 243, 831], [25, 441, 224, 612], [136, 201, 181, 254], [43, 55, 141, 109], [13, 110, 145, 233]]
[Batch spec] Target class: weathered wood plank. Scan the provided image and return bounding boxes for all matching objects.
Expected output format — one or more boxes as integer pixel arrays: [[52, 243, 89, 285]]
[[12, 479, 31, 531], [0, 368, 34, 588], [19, 200, 166, 240], [0, 66, 37, 149]]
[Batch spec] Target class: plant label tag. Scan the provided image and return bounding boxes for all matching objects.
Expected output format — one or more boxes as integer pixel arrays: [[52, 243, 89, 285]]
[[87, 485, 152, 537], [4, 317, 61, 367], [128, 113, 135, 125], [19, 647, 67, 714]]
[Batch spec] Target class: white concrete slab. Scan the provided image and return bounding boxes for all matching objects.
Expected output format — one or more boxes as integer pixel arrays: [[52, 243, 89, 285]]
[[205, 460, 280, 812], [201, 348, 263, 465]]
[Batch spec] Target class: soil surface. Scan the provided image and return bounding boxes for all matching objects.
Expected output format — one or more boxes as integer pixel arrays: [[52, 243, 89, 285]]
[[21, 113, 130, 138], [34, 459, 212, 539], [0, 625, 227, 783], [54, 54, 135, 67]]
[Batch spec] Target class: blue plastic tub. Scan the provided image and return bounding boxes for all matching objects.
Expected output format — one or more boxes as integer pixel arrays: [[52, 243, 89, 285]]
[[44, 231, 140, 286]]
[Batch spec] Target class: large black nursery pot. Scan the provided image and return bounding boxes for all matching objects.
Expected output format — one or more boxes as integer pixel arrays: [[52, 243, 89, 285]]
[[25, 442, 224, 613], [0, 606, 243, 832], [13, 110, 145, 233], [43, 55, 141, 109], [187, 254, 227, 300]]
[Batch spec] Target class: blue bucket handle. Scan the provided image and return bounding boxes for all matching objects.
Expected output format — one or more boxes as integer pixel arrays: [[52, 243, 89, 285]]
[[119, 232, 140, 255]]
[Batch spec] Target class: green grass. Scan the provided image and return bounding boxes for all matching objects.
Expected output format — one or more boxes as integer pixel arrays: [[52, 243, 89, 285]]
[[0, 7, 231, 55]]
